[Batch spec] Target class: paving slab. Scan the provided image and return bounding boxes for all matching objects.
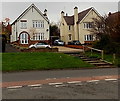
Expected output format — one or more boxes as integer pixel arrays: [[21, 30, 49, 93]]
[[52, 46, 83, 53]]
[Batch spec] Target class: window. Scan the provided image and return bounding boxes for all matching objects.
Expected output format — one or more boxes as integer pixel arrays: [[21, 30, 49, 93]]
[[68, 26, 71, 30], [20, 20, 27, 29], [83, 22, 93, 29], [33, 20, 44, 28], [84, 35, 93, 41], [20, 33, 28, 44], [68, 34, 72, 40], [33, 33, 44, 40]]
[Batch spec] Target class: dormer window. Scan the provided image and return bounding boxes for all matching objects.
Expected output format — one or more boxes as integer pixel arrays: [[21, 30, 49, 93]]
[[20, 20, 27, 29]]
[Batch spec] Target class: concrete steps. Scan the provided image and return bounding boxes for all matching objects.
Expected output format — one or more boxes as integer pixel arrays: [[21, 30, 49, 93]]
[[68, 53, 116, 68]]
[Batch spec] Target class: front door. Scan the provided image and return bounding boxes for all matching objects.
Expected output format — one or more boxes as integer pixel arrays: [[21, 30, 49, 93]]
[[20, 33, 28, 44]]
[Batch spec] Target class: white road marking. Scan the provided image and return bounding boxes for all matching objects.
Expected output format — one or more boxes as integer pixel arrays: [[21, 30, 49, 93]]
[[28, 84, 42, 87], [55, 84, 66, 87], [105, 79, 117, 81], [30, 86, 42, 89], [46, 78, 51, 80], [49, 82, 63, 85], [53, 78, 56, 79], [66, 77, 70, 78], [95, 82, 98, 84], [87, 80, 100, 83], [7, 86, 23, 89], [75, 83, 83, 86], [67, 81, 81, 84]]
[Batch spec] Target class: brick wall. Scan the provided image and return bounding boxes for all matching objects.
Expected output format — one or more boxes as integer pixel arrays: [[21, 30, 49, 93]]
[[21, 48, 58, 52]]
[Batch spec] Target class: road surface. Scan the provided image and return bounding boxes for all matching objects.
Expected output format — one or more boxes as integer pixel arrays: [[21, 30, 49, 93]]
[[2, 68, 119, 99]]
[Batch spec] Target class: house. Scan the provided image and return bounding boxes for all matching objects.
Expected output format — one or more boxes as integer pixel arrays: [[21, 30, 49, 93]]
[[106, 12, 120, 43], [10, 4, 50, 47], [60, 7, 101, 44], [0, 20, 11, 43]]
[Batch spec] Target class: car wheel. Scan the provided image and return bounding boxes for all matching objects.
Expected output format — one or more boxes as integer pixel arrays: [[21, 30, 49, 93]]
[[31, 47, 35, 48], [46, 47, 50, 49]]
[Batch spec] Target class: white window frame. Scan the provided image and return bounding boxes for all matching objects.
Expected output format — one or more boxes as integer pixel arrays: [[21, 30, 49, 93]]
[[33, 20, 44, 28], [68, 34, 72, 40], [84, 35, 93, 41], [33, 33, 45, 40], [20, 20, 27, 29], [83, 22, 93, 29], [20, 33, 28, 44]]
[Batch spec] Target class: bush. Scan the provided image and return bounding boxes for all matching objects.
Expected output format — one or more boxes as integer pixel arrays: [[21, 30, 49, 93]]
[[93, 34, 120, 55]]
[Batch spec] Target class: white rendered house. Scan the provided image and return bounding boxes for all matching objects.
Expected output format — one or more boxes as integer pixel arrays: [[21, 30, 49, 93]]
[[11, 4, 50, 46], [60, 7, 101, 44]]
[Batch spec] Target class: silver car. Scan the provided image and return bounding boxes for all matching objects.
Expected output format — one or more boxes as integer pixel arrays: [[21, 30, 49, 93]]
[[29, 42, 51, 48], [54, 39, 65, 46]]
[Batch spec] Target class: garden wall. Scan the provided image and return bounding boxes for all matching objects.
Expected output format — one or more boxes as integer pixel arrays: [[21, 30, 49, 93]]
[[65, 45, 84, 49]]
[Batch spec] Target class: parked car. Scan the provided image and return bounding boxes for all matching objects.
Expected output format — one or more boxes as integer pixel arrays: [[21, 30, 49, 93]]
[[29, 42, 51, 48], [68, 40, 81, 45], [54, 39, 65, 46]]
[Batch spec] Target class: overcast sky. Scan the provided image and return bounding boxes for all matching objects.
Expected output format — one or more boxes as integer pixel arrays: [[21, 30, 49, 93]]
[[1, 1, 119, 24]]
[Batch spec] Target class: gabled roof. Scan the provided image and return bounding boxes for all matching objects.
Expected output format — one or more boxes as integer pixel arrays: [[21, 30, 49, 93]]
[[64, 16, 74, 25], [11, 4, 49, 25], [78, 7, 92, 23], [63, 7, 100, 25]]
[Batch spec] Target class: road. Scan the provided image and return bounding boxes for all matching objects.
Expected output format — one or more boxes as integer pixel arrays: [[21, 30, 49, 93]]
[[2, 68, 118, 82], [2, 68, 119, 99], [2, 79, 119, 99]]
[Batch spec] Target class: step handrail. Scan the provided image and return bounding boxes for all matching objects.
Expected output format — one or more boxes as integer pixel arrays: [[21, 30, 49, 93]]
[[82, 45, 104, 60]]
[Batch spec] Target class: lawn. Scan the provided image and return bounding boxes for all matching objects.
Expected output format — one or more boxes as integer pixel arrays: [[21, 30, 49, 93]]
[[2, 52, 94, 72]]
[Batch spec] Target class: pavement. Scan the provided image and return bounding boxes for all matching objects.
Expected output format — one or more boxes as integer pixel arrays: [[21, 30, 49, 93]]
[[53, 46, 83, 53]]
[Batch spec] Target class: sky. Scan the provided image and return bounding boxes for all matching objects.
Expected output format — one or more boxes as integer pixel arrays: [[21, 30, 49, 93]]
[[1, 1, 119, 24]]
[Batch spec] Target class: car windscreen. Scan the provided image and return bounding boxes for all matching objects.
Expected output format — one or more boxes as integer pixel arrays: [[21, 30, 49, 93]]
[[37, 43, 48, 45], [58, 40, 63, 42]]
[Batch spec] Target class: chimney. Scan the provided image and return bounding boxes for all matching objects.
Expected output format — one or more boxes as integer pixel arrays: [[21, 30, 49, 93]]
[[61, 11, 64, 17], [74, 6, 78, 24], [44, 9, 47, 16], [108, 12, 112, 16], [74, 6, 79, 40], [61, 11, 64, 25]]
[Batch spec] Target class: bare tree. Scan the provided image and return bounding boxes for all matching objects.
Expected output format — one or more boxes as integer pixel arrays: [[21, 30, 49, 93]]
[[28, 27, 36, 40]]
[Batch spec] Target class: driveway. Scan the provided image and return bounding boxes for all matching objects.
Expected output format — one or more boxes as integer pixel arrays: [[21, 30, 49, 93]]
[[53, 46, 83, 53]]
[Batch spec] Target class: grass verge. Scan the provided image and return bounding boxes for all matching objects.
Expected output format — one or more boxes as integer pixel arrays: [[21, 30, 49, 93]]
[[2, 52, 94, 72]]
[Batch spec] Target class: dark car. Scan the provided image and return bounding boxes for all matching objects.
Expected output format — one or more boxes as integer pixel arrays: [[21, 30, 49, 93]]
[[68, 40, 81, 45], [54, 39, 65, 46]]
